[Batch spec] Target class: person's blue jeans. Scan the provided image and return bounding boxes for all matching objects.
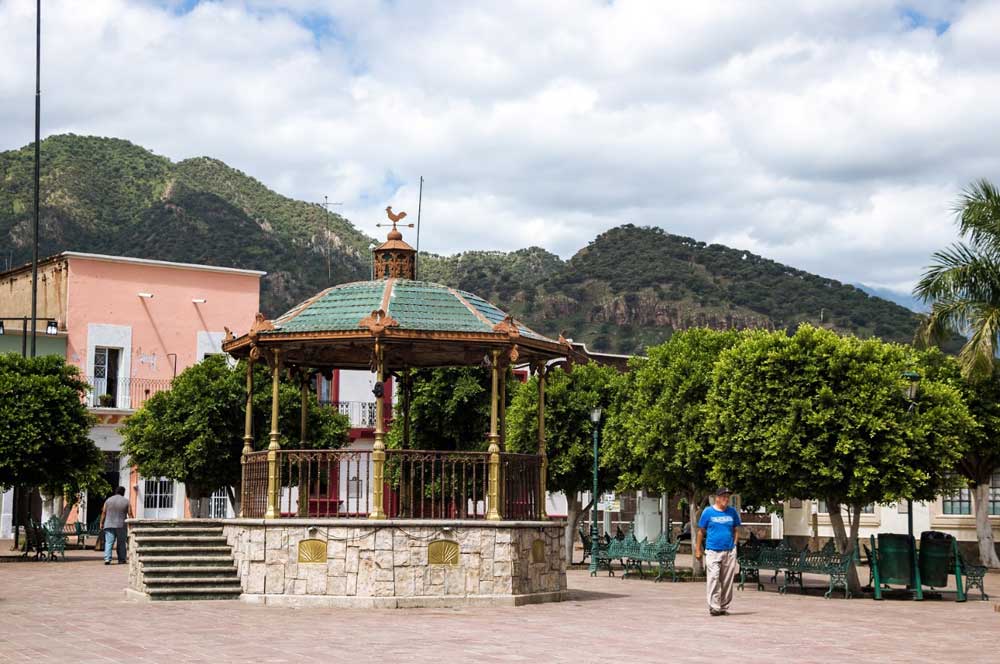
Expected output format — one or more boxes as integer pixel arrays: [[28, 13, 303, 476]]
[[104, 527, 127, 563]]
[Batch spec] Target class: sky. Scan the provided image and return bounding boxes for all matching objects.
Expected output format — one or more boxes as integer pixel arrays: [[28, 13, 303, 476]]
[[1, 0, 998, 297]]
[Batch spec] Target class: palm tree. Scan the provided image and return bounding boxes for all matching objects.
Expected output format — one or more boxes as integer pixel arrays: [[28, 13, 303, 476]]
[[915, 178, 1000, 568], [915, 179, 1000, 380]]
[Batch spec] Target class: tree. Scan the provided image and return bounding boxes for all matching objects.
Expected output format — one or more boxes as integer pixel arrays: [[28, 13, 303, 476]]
[[121, 356, 349, 515], [386, 367, 518, 451], [602, 328, 742, 576], [919, 349, 1000, 567], [709, 326, 972, 591], [915, 179, 1000, 381], [0, 354, 107, 521], [506, 361, 620, 563]]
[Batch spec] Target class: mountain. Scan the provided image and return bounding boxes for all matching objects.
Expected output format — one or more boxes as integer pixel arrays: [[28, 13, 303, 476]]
[[855, 283, 927, 313], [419, 226, 921, 352], [1, 135, 921, 354], [0, 134, 372, 313]]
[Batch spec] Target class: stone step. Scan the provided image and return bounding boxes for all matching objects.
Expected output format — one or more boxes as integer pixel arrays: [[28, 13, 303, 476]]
[[132, 528, 224, 537], [147, 586, 241, 601], [139, 546, 232, 556], [145, 576, 241, 587], [143, 565, 239, 576], [134, 536, 229, 546], [139, 555, 235, 566]]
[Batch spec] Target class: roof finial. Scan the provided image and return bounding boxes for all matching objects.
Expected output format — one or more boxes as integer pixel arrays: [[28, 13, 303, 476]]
[[378, 207, 414, 240]]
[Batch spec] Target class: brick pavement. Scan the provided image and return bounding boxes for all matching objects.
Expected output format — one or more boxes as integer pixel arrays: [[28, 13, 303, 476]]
[[0, 545, 997, 664]]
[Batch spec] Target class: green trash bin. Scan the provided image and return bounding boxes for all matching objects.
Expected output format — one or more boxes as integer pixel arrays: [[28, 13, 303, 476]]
[[877, 533, 913, 586], [919, 531, 953, 588]]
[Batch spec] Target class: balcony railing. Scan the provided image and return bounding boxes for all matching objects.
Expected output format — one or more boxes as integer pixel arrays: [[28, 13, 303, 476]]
[[86, 376, 172, 410], [319, 400, 379, 429], [241, 448, 545, 521]]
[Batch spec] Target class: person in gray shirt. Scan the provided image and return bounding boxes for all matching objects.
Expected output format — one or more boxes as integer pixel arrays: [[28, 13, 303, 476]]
[[100, 486, 132, 565]]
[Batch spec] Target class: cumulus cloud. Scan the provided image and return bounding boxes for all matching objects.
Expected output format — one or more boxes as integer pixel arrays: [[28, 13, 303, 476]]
[[1, 0, 997, 296]]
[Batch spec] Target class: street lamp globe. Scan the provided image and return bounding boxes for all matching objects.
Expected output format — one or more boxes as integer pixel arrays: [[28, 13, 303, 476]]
[[590, 406, 603, 424]]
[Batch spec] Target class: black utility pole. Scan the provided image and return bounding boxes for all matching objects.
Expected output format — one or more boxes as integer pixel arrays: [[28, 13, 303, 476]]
[[30, 0, 41, 357]]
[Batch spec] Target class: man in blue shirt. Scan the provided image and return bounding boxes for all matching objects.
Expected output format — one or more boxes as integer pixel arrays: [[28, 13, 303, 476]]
[[695, 487, 741, 616]]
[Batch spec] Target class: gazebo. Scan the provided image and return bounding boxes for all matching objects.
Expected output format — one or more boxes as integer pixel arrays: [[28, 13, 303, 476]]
[[156, 213, 573, 607], [222, 217, 573, 523]]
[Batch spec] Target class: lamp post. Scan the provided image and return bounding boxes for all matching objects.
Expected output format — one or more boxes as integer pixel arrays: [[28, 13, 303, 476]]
[[588, 406, 602, 576], [901, 370, 921, 541]]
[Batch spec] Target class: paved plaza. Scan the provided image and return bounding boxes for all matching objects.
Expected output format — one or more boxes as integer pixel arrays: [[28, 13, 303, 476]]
[[1, 545, 997, 664]]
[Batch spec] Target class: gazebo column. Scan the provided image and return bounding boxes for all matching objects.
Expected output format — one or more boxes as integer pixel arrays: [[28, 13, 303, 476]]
[[299, 372, 309, 446], [486, 349, 503, 521], [239, 354, 255, 517], [265, 349, 282, 520], [536, 362, 548, 519], [498, 365, 508, 452], [370, 342, 388, 519]]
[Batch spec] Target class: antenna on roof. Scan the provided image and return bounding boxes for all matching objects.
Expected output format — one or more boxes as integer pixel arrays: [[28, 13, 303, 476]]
[[318, 196, 343, 281], [415, 176, 423, 279]]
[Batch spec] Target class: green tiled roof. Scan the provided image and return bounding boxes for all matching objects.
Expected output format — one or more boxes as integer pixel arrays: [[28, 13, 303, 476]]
[[264, 279, 552, 341]]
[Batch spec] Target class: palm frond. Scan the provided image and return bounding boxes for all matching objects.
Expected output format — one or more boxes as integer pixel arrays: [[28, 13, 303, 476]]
[[914, 242, 1000, 304], [955, 178, 1000, 251], [914, 297, 974, 348], [957, 303, 1000, 381]]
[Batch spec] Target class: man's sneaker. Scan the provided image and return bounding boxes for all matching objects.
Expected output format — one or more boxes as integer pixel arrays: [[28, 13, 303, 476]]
[[719, 610, 729, 616], [709, 609, 721, 616], [104, 561, 111, 565]]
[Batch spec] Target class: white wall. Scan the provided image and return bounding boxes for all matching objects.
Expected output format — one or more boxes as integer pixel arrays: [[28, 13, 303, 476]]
[[339, 369, 378, 402], [0, 489, 12, 538]]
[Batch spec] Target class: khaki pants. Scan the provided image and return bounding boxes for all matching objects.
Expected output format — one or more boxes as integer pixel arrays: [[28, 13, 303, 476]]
[[705, 548, 736, 612]]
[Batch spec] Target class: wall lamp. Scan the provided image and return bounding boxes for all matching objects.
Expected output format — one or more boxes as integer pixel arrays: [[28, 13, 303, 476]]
[[138, 292, 154, 299]]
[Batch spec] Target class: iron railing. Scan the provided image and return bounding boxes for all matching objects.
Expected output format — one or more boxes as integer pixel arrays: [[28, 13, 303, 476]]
[[385, 449, 490, 519], [86, 375, 172, 410], [241, 451, 269, 518], [279, 449, 373, 517], [240, 448, 546, 520], [500, 453, 543, 521]]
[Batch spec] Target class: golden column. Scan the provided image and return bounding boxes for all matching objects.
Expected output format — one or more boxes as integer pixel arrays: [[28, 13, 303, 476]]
[[536, 362, 548, 519], [299, 372, 309, 446], [239, 354, 256, 517], [486, 349, 503, 521], [264, 348, 282, 520], [369, 342, 387, 519]]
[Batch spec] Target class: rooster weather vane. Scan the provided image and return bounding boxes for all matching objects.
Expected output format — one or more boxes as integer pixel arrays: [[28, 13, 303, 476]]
[[378, 206, 415, 233]]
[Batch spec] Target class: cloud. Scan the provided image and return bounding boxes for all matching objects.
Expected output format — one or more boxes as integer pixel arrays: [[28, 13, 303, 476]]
[[1, 0, 997, 297]]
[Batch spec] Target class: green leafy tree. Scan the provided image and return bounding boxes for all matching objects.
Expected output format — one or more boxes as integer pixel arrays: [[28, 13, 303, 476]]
[[387, 367, 517, 451], [506, 361, 620, 562], [708, 326, 972, 591], [919, 349, 1000, 567], [0, 354, 107, 518], [602, 328, 741, 576], [121, 356, 349, 515], [915, 179, 1000, 381]]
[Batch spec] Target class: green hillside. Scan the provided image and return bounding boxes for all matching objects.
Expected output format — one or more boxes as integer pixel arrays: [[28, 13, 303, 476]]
[[1, 135, 921, 354], [0, 134, 371, 313]]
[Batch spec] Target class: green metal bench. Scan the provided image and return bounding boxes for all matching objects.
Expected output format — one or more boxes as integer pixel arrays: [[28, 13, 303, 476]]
[[957, 551, 989, 601], [629, 533, 680, 582], [42, 516, 68, 560], [739, 541, 855, 598]]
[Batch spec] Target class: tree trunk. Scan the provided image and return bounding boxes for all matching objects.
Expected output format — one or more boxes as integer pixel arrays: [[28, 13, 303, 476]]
[[827, 499, 862, 594], [972, 481, 1000, 568], [688, 491, 705, 578], [564, 493, 581, 564]]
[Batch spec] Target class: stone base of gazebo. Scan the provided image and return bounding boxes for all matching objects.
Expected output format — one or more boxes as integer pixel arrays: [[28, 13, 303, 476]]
[[128, 518, 567, 608]]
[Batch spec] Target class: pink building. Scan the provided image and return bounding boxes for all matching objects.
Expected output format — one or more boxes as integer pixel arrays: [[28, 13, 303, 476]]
[[0, 252, 264, 532]]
